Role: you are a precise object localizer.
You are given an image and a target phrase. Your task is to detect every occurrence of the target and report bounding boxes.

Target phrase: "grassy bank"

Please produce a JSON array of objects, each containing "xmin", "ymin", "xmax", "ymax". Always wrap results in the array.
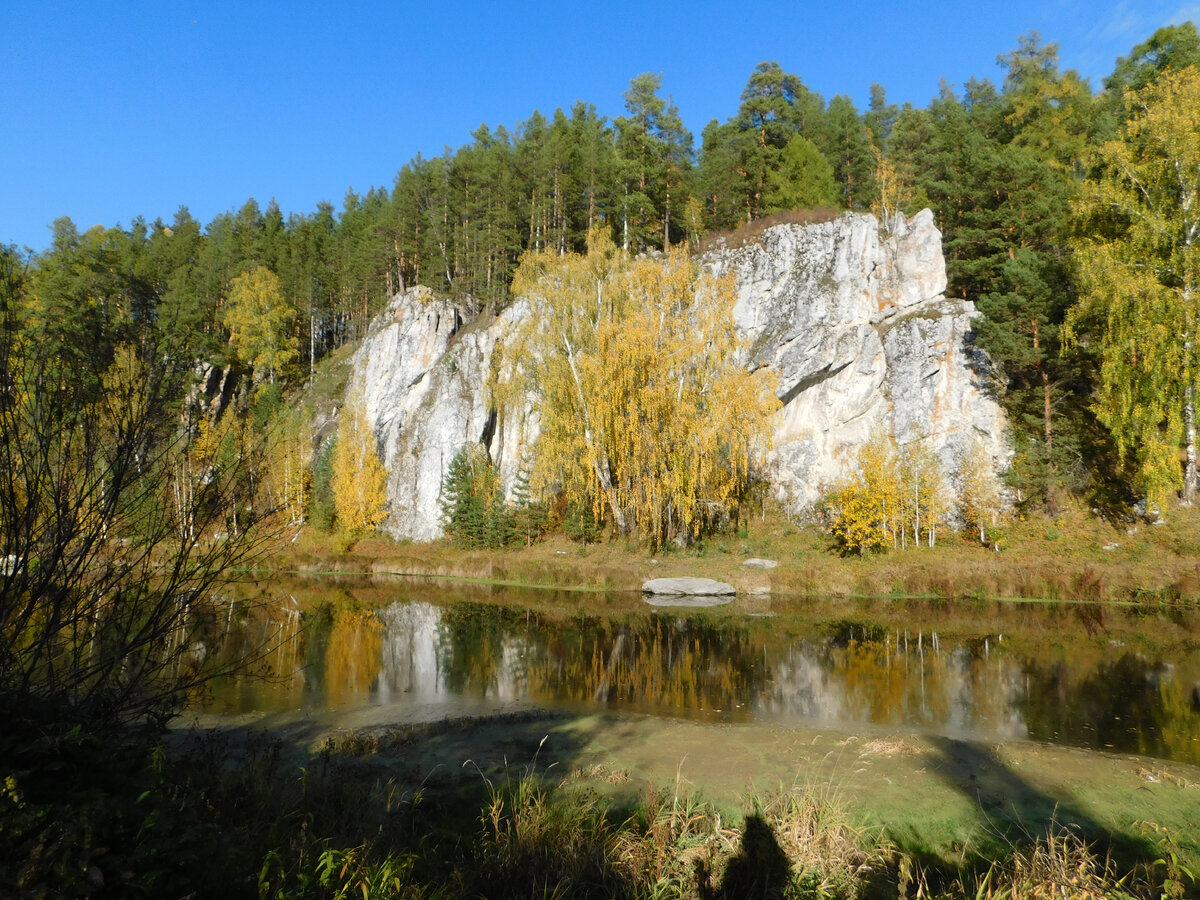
[
  {"xmin": 7, "ymin": 707, "xmax": 1198, "ymax": 898},
  {"xmin": 269, "ymin": 500, "xmax": 1200, "ymax": 608}
]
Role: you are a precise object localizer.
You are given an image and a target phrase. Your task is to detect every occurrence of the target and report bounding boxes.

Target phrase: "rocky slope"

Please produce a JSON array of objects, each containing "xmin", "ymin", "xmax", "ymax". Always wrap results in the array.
[{"xmin": 346, "ymin": 212, "xmax": 1006, "ymax": 540}]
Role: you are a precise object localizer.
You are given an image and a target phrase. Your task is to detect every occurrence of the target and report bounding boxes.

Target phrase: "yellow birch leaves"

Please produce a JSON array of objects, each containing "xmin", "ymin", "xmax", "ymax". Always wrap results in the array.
[
  {"xmin": 331, "ymin": 392, "xmax": 388, "ymax": 534},
  {"xmin": 826, "ymin": 430, "xmax": 954, "ymax": 554},
  {"xmin": 1068, "ymin": 66, "xmax": 1200, "ymax": 508},
  {"xmin": 502, "ymin": 227, "xmax": 778, "ymax": 548},
  {"xmin": 264, "ymin": 407, "xmax": 310, "ymax": 529},
  {"xmin": 959, "ymin": 436, "xmax": 1005, "ymax": 544},
  {"xmin": 223, "ymin": 266, "xmax": 298, "ymax": 383}
]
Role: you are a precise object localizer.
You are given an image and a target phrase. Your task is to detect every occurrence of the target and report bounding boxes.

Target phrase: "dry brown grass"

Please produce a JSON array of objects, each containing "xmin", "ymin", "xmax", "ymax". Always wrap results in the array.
[
  {"xmin": 268, "ymin": 495, "xmax": 1200, "ymax": 609},
  {"xmin": 939, "ymin": 828, "xmax": 1130, "ymax": 900},
  {"xmin": 699, "ymin": 207, "xmax": 842, "ymax": 252}
]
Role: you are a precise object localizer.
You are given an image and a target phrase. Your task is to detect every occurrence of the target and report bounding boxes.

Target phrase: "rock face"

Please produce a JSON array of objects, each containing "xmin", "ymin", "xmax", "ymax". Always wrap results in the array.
[
  {"xmin": 348, "ymin": 211, "xmax": 1006, "ymax": 540},
  {"xmin": 348, "ymin": 287, "xmax": 535, "ymax": 541},
  {"xmin": 707, "ymin": 209, "xmax": 1006, "ymax": 512}
]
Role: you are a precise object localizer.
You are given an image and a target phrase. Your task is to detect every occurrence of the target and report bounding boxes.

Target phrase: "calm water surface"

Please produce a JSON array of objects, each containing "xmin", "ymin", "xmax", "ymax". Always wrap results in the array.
[{"xmin": 204, "ymin": 577, "xmax": 1200, "ymax": 765}]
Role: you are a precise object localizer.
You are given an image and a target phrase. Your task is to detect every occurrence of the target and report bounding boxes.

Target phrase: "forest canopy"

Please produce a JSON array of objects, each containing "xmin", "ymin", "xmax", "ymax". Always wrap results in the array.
[{"xmin": 6, "ymin": 22, "xmax": 1200, "ymax": 519}]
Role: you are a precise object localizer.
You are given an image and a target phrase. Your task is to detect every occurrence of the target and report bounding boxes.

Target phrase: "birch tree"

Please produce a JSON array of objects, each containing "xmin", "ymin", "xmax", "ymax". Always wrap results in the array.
[
  {"xmin": 959, "ymin": 435, "xmax": 1005, "ymax": 544},
  {"xmin": 502, "ymin": 227, "xmax": 778, "ymax": 549},
  {"xmin": 263, "ymin": 406, "xmax": 310, "ymax": 528},
  {"xmin": 826, "ymin": 429, "xmax": 901, "ymax": 555},
  {"xmin": 331, "ymin": 392, "xmax": 388, "ymax": 533},
  {"xmin": 898, "ymin": 436, "xmax": 949, "ymax": 549},
  {"xmin": 1068, "ymin": 66, "xmax": 1200, "ymax": 508},
  {"xmin": 0, "ymin": 248, "xmax": 270, "ymax": 732},
  {"xmin": 223, "ymin": 265, "xmax": 298, "ymax": 384}
]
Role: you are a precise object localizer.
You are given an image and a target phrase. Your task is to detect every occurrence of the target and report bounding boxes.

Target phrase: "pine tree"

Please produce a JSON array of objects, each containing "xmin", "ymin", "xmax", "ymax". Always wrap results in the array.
[
  {"xmin": 440, "ymin": 445, "xmax": 487, "ymax": 548},
  {"xmin": 825, "ymin": 94, "xmax": 876, "ymax": 210},
  {"xmin": 567, "ymin": 101, "xmax": 619, "ymax": 245},
  {"xmin": 509, "ymin": 459, "xmax": 547, "ymax": 547},
  {"xmin": 696, "ymin": 62, "xmax": 830, "ymax": 227},
  {"xmin": 698, "ymin": 119, "xmax": 752, "ymax": 230},
  {"xmin": 440, "ymin": 443, "xmax": 515, "ymax": 548},
  {"xmin": 765, "ymin": 135, "xmax": 840, "ymax": 212},
  {"xmin": 864, "ymin": 83, "xmax": 898, "ymax": 146},
  {"xmin": 615, "ymin": 74, "xmax": 693, "ymax": 252},
  {"xmin": 309, "ymin": 437, "xmax": 337, "ymax": 531}
]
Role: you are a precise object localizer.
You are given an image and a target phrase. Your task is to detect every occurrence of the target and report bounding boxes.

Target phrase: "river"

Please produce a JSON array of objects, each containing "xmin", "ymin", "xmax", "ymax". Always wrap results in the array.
[{"xmin": 200, "ymin": 575, "xmax": 1200, "ymax": 765}]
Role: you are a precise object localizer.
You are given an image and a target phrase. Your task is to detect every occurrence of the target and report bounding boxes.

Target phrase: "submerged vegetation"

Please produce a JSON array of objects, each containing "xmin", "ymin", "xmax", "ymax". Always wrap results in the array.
[{"xmin": 5, "ymin": 715, "xmax": 1197, "ymax": 898}]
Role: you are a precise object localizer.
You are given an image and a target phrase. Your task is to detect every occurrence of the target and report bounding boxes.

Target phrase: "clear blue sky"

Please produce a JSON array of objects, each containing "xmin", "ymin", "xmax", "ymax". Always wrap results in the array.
[{"xmin": 2, "ymin": 0, "xmax": 1196, "ymax": 253}]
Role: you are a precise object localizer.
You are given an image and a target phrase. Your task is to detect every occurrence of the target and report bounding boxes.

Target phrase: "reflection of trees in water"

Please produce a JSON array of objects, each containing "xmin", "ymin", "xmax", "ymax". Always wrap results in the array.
[
  {"xmin": 210, "ymin": 596, "xmax": 1200, "ymax": 763},
  {"xmin": 764, "ymin": 634, "xmax": 1028, "ymax": 739},
  {"xmin": 525, "ymin": 617, "xmax": 766, "ymax": 717},
  {"xmin": 202, "ymin": 595, "xmax": 305, "ymax": 713},
  {"xmin": 1019, "ymin": 652, "xmax": 1200, "ymax": 759},
  {"xmin": 438, "ymin": 603, "xmax": 538, "ymax": 700},
  {"xmin": 322, "ymin": 608, "xmax": 382, "ymax": 706},
  {"xmin": 364, "ymin": 608, "xmax": 1031, "ymax": 734},
  {"xmin": 373, "ymin": 608, "xmax": 769, "ymax": 717}
]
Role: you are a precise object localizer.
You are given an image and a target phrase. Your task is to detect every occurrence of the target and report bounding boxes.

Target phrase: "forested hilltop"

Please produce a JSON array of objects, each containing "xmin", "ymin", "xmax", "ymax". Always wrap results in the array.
[{"xmin": 6, "ymin": 24, "xmax": 1200, "ymax": 524}]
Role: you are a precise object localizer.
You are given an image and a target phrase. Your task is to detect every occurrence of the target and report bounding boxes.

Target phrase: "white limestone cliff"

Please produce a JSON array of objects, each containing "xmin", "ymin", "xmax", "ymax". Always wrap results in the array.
[
  {"xmin": 347, "ymin": 211, "xmax": 1007, "ymax": 540},
  {"xmin": 347, "ymin": 286, "xmax": 536, "ymax": 541},
  {"xmin": 707, "ymin": 209, "xmax": 1007, "ymax": 511}
]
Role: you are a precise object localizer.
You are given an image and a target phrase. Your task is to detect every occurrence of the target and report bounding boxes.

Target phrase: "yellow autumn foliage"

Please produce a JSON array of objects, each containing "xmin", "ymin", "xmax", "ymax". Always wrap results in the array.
[
  {"xmin": 263, "ymin": 405, "xmax": 310, "ymax": 529},
  {"xmin": 331, "ymin": 392, "xmax": 388, "ymax": 534},
  {"xmin": 222, "ymin": 266, "xmax": 298, "ymax": 384},
  {"xmin": 897, "ymin": 436, "xmax": 950, "ymax": 549},
  {"xmin": 1068, "ymin": 66, "xmax": 1200, "ymax": 508},
  {"xmin": 500, "ymin": 227, "xmax": 778, "ymax": 548},
  {"xmin": 959, "ymin": 435, "xmax": 1005, "ymax": 544},
  {"xmin": 323, "ymin": 607, "xmax": 382, "ymax": 707},
  {"xmin": 827, "ymin": 429, "xmax": 950, "ymax": 554},
  {"xmin": 827, "ymin": 430, "xmax": 900, "ymax": 555},
  {"xmin": 172, "ymin": 406, "xmax": 253, "ymax": 541}
]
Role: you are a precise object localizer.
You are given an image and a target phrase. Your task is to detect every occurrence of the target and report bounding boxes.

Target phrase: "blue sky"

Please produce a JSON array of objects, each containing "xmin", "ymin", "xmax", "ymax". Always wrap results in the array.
[{"xmin": 2, "ymin": 0, "xmax": 1197, "ymax": 253}]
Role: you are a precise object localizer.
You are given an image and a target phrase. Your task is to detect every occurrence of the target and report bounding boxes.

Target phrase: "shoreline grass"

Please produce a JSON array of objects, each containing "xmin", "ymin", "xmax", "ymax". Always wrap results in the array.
[{"xmin": 258, "ymin": 506, "xmax": 1200, "ymax": 610}]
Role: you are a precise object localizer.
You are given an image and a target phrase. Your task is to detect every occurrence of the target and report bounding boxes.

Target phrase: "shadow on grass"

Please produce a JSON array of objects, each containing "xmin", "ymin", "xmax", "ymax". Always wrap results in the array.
[
  {"xmin": 894, "ymin": 735, "xmax": 1161, "ymax": 889},
  {"xmin": 704, "ymin": 813, "xmax": 790, "ymax": 899},
  {"xmin": 186, "ymin": 707, "xmax": 600, "ymax": 814}
]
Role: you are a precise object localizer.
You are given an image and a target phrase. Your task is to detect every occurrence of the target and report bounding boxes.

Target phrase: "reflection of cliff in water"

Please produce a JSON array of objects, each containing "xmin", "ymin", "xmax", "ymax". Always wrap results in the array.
[
  {"xmin": 366, "ymin": 606, "xmax": 1030, "ymax": 739},
  {"xmin": 376, "ymin": 602, "xmax": 444, "ymax": 700},
  {"xmin": 204, "ymin": 596, "xmax": 1200, "ymax": 764},
  {"xmin": 764, "ymin": 638, "xmax": 1027, "ymax": 740}
]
